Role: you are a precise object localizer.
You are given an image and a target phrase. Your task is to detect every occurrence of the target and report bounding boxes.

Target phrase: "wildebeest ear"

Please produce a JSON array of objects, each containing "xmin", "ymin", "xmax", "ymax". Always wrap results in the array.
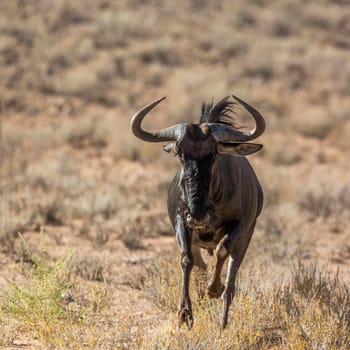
[
  {"xmin": 162, "ymin": 143, "xmax": 177, "ymax": 154},
  {"xmin": 218, "ymin": 142, "xmax": 263, "ymax": 156}
]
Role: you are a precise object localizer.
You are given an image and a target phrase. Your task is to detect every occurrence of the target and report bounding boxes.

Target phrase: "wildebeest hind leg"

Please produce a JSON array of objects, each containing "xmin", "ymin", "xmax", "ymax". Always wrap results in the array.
[
  {"xmin": 207, "ymin": 234, "xmax": 232, "ymax": 298},
  {"xmin": 221, "ymin": 225, "xmax": 255, "ymax": 329},
  {"xmin": 207, "ymin": 221, "xmax": 241, "ymax": 299},
  {"xmin": 192, "ymin": 244, "xmax": 206, "ymax": 269},
  {"xmin": 207, "ymin": 254, "xmax": 226, "ymax": 298}
]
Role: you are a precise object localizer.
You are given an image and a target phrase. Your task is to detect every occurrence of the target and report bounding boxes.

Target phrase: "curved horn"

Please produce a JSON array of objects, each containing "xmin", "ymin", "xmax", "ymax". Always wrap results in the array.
[
  {"xmin": 130, "ymin": 97, "xmax": 186, "ymax": 142},
  {"xmin": 210, "ymin": 95, "xmax": 266, "ymax": 142}
]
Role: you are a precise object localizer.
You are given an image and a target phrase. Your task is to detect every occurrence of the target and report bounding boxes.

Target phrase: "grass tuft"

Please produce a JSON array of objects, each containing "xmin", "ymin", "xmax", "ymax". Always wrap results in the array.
[
  {"xmin": 0, "ymin": 231, "xmax": 117, "ymax": 348},
  {"xmin": 141, "ymin": 256, "xmax": 350, "ymax": 349},
  {"xmin": 0, "ymin": 231, "xmax": 74, "ymax": 343}
]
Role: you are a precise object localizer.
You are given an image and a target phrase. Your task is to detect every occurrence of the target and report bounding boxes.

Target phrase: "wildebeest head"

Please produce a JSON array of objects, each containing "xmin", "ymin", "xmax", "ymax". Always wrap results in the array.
[{"xmin": 130, "ymin": 95, "xmax": 265, "ymax": 224}]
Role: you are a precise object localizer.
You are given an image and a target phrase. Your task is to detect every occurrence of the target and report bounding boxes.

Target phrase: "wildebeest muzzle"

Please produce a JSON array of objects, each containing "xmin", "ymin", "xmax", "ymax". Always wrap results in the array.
[{"xmin": 186, "ymin": 212, "xmax": 211, "ymax": 228}]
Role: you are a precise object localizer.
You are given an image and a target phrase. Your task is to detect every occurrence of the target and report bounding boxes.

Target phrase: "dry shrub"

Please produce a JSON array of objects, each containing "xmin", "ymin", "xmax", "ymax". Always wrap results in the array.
[
  {"xmin": 70, "ymin": 184, "xmax": 120, "ymax": 221},
  {"xmin": 51, "ymin": 64, "xmax": 99, "ymax": 99},
  {"xmin": 263, "ymin": 133, "xmax": 303, "ymax": 165},
  {"xmin": 69, "ymin": 252, "xmax": 109, "ymax": 282},
  {"xmin": 306, "ymin": 50, "xmax": 350, "ymax": 96},
  {"xmin": 270, "ymin": 14, "xmax": 299, "ymax": 37},
  {"xmin": 94, "ymin": 10, "xmax": 154, "ymax": 48},
  {"xmin": 41, "ymin": 49, "xmax": 118, "ymax": 105},
  {"xmin": 257, "ymin": 163, "xmax": 299, "ymax": 207},
  {"xmin": 0, "ymin": 186, "xmax": 26, "ymax": 254},
  {"xmin": 31, "ymin": 193, "xmax": 66, "ymax": 226},
  {"xmin": 118, "ymin": 210, "xmax": 147, "ymax": 250},
  {"xmin": 234, "ymin": 8, "xmax": 258, "ymax": 29},
  {"xmin": 0, "ymin": 181, "xmax": 60, "ymax": 239},
  {"xmin": 166, "ymin": 68, "xmax": 228, "ymax": 124},
  {"xmin": 73, "ymin": 37, "xmax": 95, "ymax": 63},
  {"xmin": 291, "ymin": 106, "xmax": 334, "ymax": 139},
  {"xmin": 256, "ymin": 202, "xmax": 311, "ymax": 264},
  {"xmin": 93, "ymin": 223, "xmax": 111, "ymax": 248},
  {"xmin": 300, "ymin": 182, "xmax": 350, "ymax": 222},
  {"xmin": 0, "ymin": 145, "xmax": 122, "ymax": 240},
  {"xmin": 262, "ymin": 1, "xmax": 302, "ymax": 39},
  {"xmin": 283, "ymin": 62, "xmax": 309, "ymax": 91},
  {"xmin": 0, "ymin": 36, "xmax": 18, "ymax": 65},
  {"xmin": 195, "ymin": 29, "xmax": 248, "ymax": 63},
  {"xmin": 302, "ymin": 6, "xmax": 332, "ymax": 30},
  {"xmin": 0, "ymin": 16, "xmax": 35, "ymax": 49},
  {"xmin": 327, "ymin": 120, "xmax": 350, "ymax": 152},
  {"xmin": 139, "ymin": 258, "xmax": 179, "ymax": 308},
  {"xmin": 117, "ymin": 184, "xmax": 171, "ymax": 251},
  {"xmin": 63, "ymin": 114, "xmax": 108, "ymax": 149},
  {"xmin": 44, "ymin": 36, "xmax": 95, "ymax": 77},
  {"xmin": 48, "ymin": 0, "xmax": 89, "ymax": 32},
  {"xmin": 242, "ymin": 55, "xmax": 275, "ymax": 82},
  {"xmin": 132, "ymin": 37, "xmax": 181, "ymax": 66},
  {"xmin": 142, "ymin": 257, "xmax": 350, "ymax": 349},
  {"xmin": 144, "ymin": 62, "xmax": 167, "ymax": 87},
  {"xmin": 120, "ymin": 228, "xmax": 145, "ymax": 251},
  {"xmin": 107, "ymin": 117, "xmax": 143, "ymax": 161},
  {"xmin": 0, "ymin": 226, "xmax": 22, "ymax": 256},
  {"xmin": 269, "ymin": 146, "xmax": 302, "ymax": 166}
]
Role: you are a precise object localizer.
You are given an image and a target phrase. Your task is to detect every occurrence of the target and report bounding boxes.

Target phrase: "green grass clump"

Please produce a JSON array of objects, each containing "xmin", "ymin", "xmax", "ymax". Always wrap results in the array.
[
  {"xmin": 0, "ymin": 232, "xmax": 75, "ymax": 344},
  {"xmin": 0, "ymin": 232, "xmax": 119, "ymax": 349},
  {"xmin": 0, "ymin": 231, "xmax": 148, "ymax": 349}
]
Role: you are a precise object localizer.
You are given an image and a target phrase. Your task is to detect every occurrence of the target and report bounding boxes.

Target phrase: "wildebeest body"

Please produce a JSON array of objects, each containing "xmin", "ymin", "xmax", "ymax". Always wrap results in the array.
[
  {"xmin": 130, "ymin": 94, "xmax": 266, "ymax": 329},
  {"xmin": 168, "ymin": 155, "xmax": 263, "ymax": 250}
]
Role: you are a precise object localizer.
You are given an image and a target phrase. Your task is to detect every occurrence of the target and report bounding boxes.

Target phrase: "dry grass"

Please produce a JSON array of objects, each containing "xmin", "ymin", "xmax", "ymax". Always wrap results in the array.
[
  {"xmin": 141, "ymin": 256, "xmax": 350, "ymax": 349},
  {"xmin": 2, "ymin": 236, "xmax": 348, "ymax": 349},
  {"xmin": 0, "ymin": 233, "xmax": 119, "ymax": 349}
]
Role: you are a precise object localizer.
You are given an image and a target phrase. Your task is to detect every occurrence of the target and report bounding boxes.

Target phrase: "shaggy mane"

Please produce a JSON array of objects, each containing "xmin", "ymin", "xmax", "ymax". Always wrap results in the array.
[{"xmin": 200, "ymin": 96, "xmax": 237, "ymax": 127}]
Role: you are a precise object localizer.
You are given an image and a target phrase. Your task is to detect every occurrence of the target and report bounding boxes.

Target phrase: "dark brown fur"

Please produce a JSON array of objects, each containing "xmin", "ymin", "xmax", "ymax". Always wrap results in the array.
[{"xmin": 168, "ymin": 109, "xmax": 263, "ymax": 329}]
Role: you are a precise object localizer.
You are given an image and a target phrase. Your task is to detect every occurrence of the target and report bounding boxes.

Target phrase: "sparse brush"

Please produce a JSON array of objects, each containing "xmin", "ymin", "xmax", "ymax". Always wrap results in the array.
[
  {"xmin": 0, "ymin": 224, "xmax": 23, "ymax": 255},
  {"xmin": 0, "ymin": 231, "xmax": 74, "ymax": 341},
  {"xmin": 68, "ymin": 252, "xmax": 109, "ymax": 282},
  {"xmin": 300, "ymin": 183, "xmax": 350, "ymax": 221},
  {"xmin": 0, "ymin": 231, "xmax": 117, "ymax": 348},
  {"xmin": 291, "ymin": 107, "xmax": 334, "ymax": 139},
  {"xmin": 121, "ymin": 229, "xmax": 145, "ymax": 250},
  {"xmin": 142, "ymin": 256, "xmax": 350, "ymax": 349},
  {"xmin": 119, "ymin": 212, "xmax": 146, "ymax": 250},
  {"xmin": 65, "ymin": 114, "xmax": 108, "ymax": 149},
  {"xmin": 143, "ymin": 256, "xmax": 181, "ymax": 312},
  {"xmin": 94, "ymin": 222, "xmax": 110, "ymax": 247}
]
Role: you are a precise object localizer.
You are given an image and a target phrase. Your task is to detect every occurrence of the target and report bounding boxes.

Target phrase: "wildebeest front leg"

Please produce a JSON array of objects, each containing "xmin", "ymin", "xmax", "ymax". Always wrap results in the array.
[
  {"xmin": 192, "ymin": 244, "xmax": 206, "ymax": 269},
  {"xmin": 175, "ymin": 215, "xmax": 194, "ymax": 330}
]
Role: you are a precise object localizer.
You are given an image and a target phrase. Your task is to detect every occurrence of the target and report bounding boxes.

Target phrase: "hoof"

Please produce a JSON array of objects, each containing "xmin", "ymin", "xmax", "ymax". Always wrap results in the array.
[
  {"xmin": 178, "ymin": 308, "xmax": 193, "ymax": 330},
  {"xmin": 207, "ymin": 283, "xmax": 225, "ymax": 299},
  {"xmin": 221, "ymin": 318, "xmax": 228, "ymax": 329}
]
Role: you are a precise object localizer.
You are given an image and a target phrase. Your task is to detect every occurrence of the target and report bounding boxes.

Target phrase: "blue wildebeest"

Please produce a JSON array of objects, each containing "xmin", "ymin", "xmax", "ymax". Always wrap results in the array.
[{"xmin": 130, "ymin": 95, "xmax": 265, "ymax": 329}]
